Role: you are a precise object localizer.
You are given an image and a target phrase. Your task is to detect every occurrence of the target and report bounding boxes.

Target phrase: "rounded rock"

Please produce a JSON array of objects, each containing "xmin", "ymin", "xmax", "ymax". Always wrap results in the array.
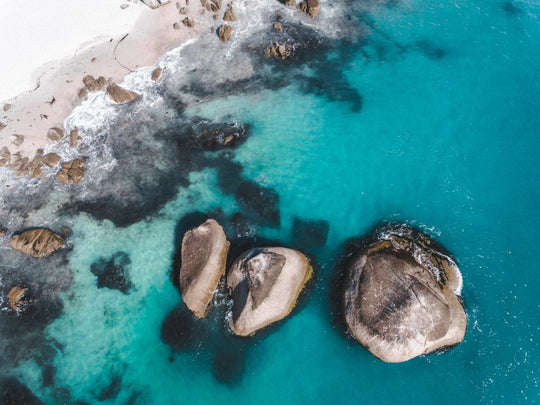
[
  {"xmin": 227, "ymin": 247, "xmax": 312, "ymax": 336},
  {"xmin": 343, "ymin": 225, "xmax": 467, "ymax": 362}
]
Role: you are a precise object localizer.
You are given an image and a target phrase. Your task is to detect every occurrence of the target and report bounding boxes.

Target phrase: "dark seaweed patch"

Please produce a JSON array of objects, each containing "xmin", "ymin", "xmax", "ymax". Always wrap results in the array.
[
  {"xmin": 96, "ymin": 375, "xmax": 122, "ymax": 402},
  {"xmin": 1, "ymin": 377, "xmax": 43, "ymax": 405},
  {"xmin": 501, "ymin": 1, "xmax": 522, "ymax": 15},
  {"xmin": 235, "ymin": 181, "xmax": 281, "ymax": 228},
  {"xmin": 414, "ymin": 40, "xmax": 447, "ymax": 60},
  {"xmin": 90, "ymin": 252, "xmax": 133, "ymax": 294}
]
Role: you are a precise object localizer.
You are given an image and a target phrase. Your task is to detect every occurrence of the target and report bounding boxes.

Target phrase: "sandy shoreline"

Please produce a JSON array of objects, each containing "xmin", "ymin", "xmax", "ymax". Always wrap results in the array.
[{"xmin": 0, "ymin": 0, "xmax": 213, "ymax": 161}]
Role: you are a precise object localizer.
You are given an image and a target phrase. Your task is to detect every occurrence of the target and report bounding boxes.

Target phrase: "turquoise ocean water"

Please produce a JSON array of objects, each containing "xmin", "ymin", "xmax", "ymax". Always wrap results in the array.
[{"xmin": 4, "ymin": 0, "xmax": 539, "ymax": 403}]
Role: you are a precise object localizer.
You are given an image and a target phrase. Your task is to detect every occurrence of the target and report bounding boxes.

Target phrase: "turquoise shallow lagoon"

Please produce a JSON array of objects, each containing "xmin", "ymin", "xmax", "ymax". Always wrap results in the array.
[{"xmin": 3, "ymin": 0, "xmax": 539, "ymax": 403}]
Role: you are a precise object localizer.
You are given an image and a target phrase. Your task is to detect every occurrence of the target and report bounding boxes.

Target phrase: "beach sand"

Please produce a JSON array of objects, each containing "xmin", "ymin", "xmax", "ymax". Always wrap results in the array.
[{"xmin": 0, "ymin": 0, "xmax": 213, "ymax": 160}]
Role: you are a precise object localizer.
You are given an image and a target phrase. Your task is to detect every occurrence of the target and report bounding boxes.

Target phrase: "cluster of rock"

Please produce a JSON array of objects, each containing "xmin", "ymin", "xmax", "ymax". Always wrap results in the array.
[
  {"xmin": 179, "ymin": 219, "xmax": 313, "ymax": 335},
  {"xmin": 264, "ymin": 42, "xmax": 293, "ymax": 60},
  {"xmin": 57, "ymin": 158, "xmax": 85, "ymax": 184},
  {"xmin": 342, "ymin": 225, "xmax": 467, "ymax": 362}
]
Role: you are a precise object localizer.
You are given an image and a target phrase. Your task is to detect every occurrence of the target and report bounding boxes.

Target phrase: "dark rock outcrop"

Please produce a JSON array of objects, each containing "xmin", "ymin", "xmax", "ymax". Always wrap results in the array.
[
  {"xmin": 106, "ymin": 83, "xmax": 141, "ymax": 104},
  {"xmin": 1, "ymin": 377, "xmax": 44, "ymax": 405},
  {"xmin": 218, "ymin": 24, "xmax": 232, "ymax": 42},
  {"xmin": 227, "ymin": 247, "xmax": 312, "ymax": 336},
  {"xmin": 179, "ymin": 219, "xmax": 230, "ymax": 318},
  {"xmin": 342, "ymin": 224, "xmax": 467, "ymax": 362},
  {"xmin": 9, "ymin": 228, "xmax": 64, "ymax": 258},
  {"xmin": 187, "ymin": 120, "xmax": 249, "ymax": 150},
  {"xmin": 234, "ymin": 181, "xmax": 280, "ymax": 227}
]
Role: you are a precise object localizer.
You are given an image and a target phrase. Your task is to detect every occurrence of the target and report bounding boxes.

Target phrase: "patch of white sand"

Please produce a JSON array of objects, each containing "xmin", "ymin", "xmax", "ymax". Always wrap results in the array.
[{"xmin": 0, "ymin": 0, "xmax": 145, "ymax": 101}]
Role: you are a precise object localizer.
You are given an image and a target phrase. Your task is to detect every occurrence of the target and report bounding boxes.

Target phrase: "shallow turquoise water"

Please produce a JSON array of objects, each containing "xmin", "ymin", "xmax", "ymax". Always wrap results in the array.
[{"xmin": 13, "ymin": 0, "xmax": 539, "ymax": 403}]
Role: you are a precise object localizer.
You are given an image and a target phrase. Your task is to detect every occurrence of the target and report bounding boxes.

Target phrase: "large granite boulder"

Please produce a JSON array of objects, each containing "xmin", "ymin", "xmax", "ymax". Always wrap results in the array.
[
  {"xmin": 179, "ymin": 219, "xmax": 230, "ymax": 318},
  {"xmin": 227, "ymin": 247, "xmax": 312, "ymax": 336},
  {"xmin": 343, "ymin": 224, "xmax": 467, "ymax": 362},
  {"xmin": 9, "ymin": 228, "xmax": 64, "ymax": 258}
]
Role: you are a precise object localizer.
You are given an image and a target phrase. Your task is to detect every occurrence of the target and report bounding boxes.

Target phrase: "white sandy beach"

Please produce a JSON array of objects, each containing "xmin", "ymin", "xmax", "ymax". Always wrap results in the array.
[{"xmin": 0, "ymin": 0, "xmax": 212, "ymax": 159}]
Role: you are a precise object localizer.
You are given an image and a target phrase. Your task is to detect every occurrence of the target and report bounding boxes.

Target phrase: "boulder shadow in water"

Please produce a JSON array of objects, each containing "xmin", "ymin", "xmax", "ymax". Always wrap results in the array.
[
  {"xmin": 160, "ymin": 304, "xmax": 209, "ymax": 352},
  {"xmin": 291, "ymin": 216, "xmax": 329, "ymax": 251},
  {"xmin": 212, "ymin": 337, "xmax": 249, "ymax": 385},
  {"xmin": 328, "ymin": 234, "xmax": 369, "ymax": 342}
]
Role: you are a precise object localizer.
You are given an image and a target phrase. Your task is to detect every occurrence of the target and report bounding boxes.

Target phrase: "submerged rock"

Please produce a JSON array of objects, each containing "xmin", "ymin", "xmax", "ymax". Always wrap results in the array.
[
  {"xmin": 9, "ymin": 228, "xmax": 64, "ymax": 258},
  {"xmin": 179, "ymin": 219, "xmax": 230, "ymax": 318},
  {"xmin": 342, "ymin": 224, "xmax": 467, "ymax": 362},
  {"xmin": 106, "ymin": 83, "xmax": 141, "ymax": 104},
  {"xmin": 227, "ymin": 247, "xmax": 312, "ymax": 336},
  {"xmin": 235, "ymin": 180, "xmax": 280, "ymax": 227},
  {"xmin": 291, "ymin": 217, "xmax": 329, "ymax": 249},
  {"xmin": 187, "ymin": 119, "xmax": 249, "ymax": 150}
]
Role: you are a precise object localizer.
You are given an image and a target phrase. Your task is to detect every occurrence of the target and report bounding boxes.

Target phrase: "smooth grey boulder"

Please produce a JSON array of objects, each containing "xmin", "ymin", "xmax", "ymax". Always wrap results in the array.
[
  {"xmin": 179, "ymin": 219, "xmax": 230, "ymax": 318},
  {"xmin": 343, "ymin": 225, "xmax": 467, "ymax": 362},
  {"xmin": 227, "ymin": 247, "xmax": 312, "ymax": 336}
]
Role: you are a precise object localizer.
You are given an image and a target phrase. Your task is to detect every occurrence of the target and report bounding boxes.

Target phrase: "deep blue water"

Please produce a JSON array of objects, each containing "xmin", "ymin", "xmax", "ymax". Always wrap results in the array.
[{"xmin": 3, "ymin": 0, "xmax": 539, "ymax": 403}]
